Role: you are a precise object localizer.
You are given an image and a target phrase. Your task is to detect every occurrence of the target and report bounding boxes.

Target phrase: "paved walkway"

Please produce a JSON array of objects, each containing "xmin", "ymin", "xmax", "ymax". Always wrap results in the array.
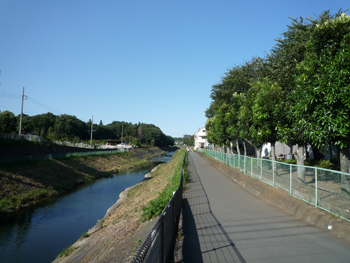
[{"xmin": 181, "ymin": 152, "xmax": 350, "ymax": 263}]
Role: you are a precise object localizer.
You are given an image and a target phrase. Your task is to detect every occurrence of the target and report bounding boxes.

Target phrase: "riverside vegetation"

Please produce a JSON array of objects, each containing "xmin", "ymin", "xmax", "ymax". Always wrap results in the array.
[
  {"xmin": 0, "ymin": 148, "xmax": 166, "ymax": 214},
  {"xmin": 53, "ymin": 149, "xmax": 188, "ymax": 262}
]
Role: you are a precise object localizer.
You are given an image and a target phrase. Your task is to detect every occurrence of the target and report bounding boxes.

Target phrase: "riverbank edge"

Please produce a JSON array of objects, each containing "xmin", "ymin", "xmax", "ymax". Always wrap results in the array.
[
  {"xmin": 52, "ymin": 150, "xmax": 185, "ymax": 263},
  {"xmin": 87, "ymin": 164, "xmax": 162, "ymax": 235},
  {"xmin": 51, "ymin": 166, "xmax": 166, "ymax": 263},
  {"xmin": 0, "ymin": 148, "xmax": 167, "ymax": 217}
]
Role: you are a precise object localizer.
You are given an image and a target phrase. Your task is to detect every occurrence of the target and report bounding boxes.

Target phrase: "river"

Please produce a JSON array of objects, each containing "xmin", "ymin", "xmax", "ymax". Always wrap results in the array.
[{"xmin": 0, "ymin": 152, "xmax": 175, "ymax": 263}]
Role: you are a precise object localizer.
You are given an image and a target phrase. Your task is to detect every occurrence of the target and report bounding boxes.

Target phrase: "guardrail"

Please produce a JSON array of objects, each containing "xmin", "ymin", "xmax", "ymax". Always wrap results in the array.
[
  {"xmin": 131, "ymin": 152, "xmax": 186, "ymax": 263},
  {"xmin": 199, "ymin": 149, "xmax": 350, "ymax": 222}
]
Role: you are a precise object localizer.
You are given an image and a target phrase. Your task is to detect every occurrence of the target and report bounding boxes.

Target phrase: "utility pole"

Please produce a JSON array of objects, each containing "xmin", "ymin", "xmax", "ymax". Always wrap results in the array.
[
  {"xmin": 19, "ymin": 87, "xmax": 26, "ymax": 135},
  {"xmin": 90, "ymin": 115, "xmax": 94, "ymax": 145},
  {"xmin": 121, "ymin": 125, "xmax": 124, "ymax": 144}
]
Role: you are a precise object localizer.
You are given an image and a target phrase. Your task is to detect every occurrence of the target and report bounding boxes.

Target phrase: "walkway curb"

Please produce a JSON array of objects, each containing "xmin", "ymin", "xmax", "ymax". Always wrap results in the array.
[{"xmin": 199, "ymin": 152, "xmax": 350, "ymax": 244}]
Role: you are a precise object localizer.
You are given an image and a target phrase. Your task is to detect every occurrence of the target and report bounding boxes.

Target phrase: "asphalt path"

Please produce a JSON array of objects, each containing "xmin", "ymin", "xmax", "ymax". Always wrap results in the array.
[{"xmin": 182, "ymin": 151, "xmax": 350, "ymax": 263}]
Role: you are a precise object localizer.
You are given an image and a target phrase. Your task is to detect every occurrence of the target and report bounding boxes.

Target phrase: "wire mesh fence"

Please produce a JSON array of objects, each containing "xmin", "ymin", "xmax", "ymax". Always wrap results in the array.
[
  {"xmin": 131, "ymin": 153, "xmax": 186, "ymax": 263},
  {"xmin": 0, "ymin": 133, "xmax": 48, "ymax": 142},
  {"xmin": 199, "ymin": 149, "xmax": 350, "ymax": 222}
]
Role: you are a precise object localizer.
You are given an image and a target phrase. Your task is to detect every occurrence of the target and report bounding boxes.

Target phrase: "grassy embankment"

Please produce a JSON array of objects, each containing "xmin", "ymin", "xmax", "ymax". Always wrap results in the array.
[
  {"xmin": 102, "ymin": 148, "xmax": 188, "ymax": 227},
  {"xmin": 0, "ymin": 150, "xmax": 160, "ymax": 214},
  {"xmin": 55, "ymin": 149, "xmax": 188, "ymax": 261}
]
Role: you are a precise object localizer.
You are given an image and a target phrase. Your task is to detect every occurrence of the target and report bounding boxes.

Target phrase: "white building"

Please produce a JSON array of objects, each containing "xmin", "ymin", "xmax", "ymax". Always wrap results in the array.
[{"xmin": 194, "ymin": 127, "xmax": 209, "ymax": 150}]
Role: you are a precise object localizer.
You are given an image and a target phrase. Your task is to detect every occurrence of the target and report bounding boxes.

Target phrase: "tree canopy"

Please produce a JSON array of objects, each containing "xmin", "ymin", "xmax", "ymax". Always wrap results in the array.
[
  {"xmin": 0, "ymin": 112, "xmax": 174, "ymax": 147},
  {"xmin": 205, "ymin": 10, "xmax": 350, "ymax": 172}
]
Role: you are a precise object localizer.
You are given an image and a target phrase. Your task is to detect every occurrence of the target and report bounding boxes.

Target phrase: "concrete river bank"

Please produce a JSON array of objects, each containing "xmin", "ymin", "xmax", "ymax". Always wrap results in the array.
[{"xmin": 0, "ymin": 153, "xmax": 174, "ymax": 263}]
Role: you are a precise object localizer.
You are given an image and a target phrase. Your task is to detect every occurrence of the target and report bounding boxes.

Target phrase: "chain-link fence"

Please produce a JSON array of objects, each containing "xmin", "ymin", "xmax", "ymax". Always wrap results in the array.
[
  {"xmin": 131, "ymin": 153, "xmax": 186, "ymax": 263},
  {"xmin": 199, "ymin": 149, "xmax": 350, "ymax": 222},
  {"xmin": 0, "ymin": 133, "xmax": 48, "ymax": 143}
]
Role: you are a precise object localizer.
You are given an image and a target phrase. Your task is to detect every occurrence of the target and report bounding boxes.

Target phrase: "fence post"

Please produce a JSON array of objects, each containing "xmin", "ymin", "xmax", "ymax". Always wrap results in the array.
[
  {"xmin": 290, "ymin": 165, "xmax": 292, "ymax": 195},
  {"xmin": 315, "ymin": 168, "xmax": 318, "ymax": 207},
  {"xmin": 243, "ymin": 156, "xmax": 245, "ymax": 174},
  {"xmin": 260, "ymin": 158, "xmax": 263, "ymax": 181},
  {"xmin": 160, "ymin": 215, "xmax": 165, "ymax": 263},
  {"xmin": 251, "ymin": 157, "xmax": 253, "ymax": 177},
  {"xmin": 273, "ymin": 160, "xmax": 275, "ymax": 187}
]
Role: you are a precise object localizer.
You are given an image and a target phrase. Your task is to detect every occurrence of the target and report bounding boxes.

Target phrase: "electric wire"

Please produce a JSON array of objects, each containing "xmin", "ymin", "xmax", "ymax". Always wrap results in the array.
[
  {"xmin": 27, "ymin": 97, "xmax": 64, "ymax": 115},
  {"xmin": 0, "ymin": 90, "xmax": 64, "ymax": 115},
  {"xmin": 0, "ymin": 91, "xmax": 21, "ymax": 99}
]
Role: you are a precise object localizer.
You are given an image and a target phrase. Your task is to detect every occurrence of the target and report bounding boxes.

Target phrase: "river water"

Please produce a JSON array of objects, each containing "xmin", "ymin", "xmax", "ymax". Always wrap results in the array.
[{"xmin": 0, "ymin": 152, "xmax": 174, "ymax": 263}]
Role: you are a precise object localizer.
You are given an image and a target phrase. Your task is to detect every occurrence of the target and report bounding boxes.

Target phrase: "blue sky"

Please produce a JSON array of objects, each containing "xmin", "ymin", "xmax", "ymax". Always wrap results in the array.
[{"xmin": 0, "ymin": 0, "xmax": 348, "ymax": 137}]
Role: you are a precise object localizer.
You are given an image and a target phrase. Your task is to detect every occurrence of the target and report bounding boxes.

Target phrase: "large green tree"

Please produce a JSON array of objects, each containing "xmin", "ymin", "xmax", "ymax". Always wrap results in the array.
[
  {"xmin": 249, "ymin": 78, "xmax": 286, "ymax": 161},
  {"xmin": 294, "ymin": 12, "xmax": 350, "ymax": 173},
  {"xmin": 205, "ymin": 57, "xmax": 264, "ymax": 119},
  {"xmin": 54, "ymin": 114, "xmax": 88, "ymax": 141},
  {"xmin": 0, "ymin": 111, "xmax": 17, "ymax": 133}
]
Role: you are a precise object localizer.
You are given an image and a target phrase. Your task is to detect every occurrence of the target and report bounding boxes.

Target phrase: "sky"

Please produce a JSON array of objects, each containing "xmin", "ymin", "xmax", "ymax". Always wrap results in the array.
[{"xmin": 0, "ymin": 0, "xmax": 348, "ymax": 138}]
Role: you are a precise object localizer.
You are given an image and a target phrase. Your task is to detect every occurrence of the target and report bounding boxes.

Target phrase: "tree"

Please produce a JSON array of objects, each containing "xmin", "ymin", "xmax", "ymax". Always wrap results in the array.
[
  {"xmin": 227, "ymin": 93, "xmax": 245, "ymax": 154},
  {"xmin": 205, "ymin": 58, "xmax": 266, "ymax": 152},
  {"xmin": 16, "ymin": 114, "xmax": 33, "ymax": 134},
  {"xmin": 239, "ymin": 89, "xmax": 264, "ymax": 158},
  {"xmin": 205, "ymin": 58, "xmax": 265, "ymax": 118},
  {"xmin": 294, "ymin": 12, "xmax": 350, "ymax": 173},
  {"xmin": 265, "ymin": 10, "xmax": 346, "ymax": 172},
  {"xmin": 183, "ymin": 136, "xmax": 194, "ymax": 146},
  {"xmin": 54, "ymin": 114, "xmax": 88, "ymax": 141},
  {"xmin": 31, "ymin": 112, "xmax": 57, "ymax": 138},
  {"xmin": 249, "ymin": 78, "xmax": 286, "ymax": 161},
  {"xmin": 0, "ymin": 111, "xmax": 17, "ymax": 133}
]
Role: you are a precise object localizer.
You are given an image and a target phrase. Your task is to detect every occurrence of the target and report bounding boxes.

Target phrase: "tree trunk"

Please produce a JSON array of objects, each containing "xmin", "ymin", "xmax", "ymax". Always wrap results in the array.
[
  {"xmin": 243, "ymin": 139, "xmax": 247, "ymax": 156},
  {"xmin": 305, "ymin": 143, "xmax": 309, "ymax": 160},
  {"xmin": 295, "ymin": 144, "xmax": 306, "ymax": 181},
  {"xmin": 340, "ymin": 146, "xmax": 350, "ymax": 196},
  {"xmin": 329, "ymin": 143, "xmax": 332, "ymax": 160},
  {"xmin": 236, "ymin": 140, "xmax": 241, "ymax": 155},
  {"xmin": 256, "ymin": 146, "xmax": 262, "ymax": 159},
  {"xmin": 340, "ymin": 146, "xmax": 349, "ymax": 173},
  {"xmin": 270, "ymin": 142, "xmax": 276, "ymax": 161}
]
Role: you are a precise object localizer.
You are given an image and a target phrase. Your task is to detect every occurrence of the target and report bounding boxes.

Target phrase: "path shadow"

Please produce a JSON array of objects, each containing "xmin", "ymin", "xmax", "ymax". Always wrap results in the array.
[{"xmin": 182, "ymin": 198, "xmax": 204, "ymax": 263}]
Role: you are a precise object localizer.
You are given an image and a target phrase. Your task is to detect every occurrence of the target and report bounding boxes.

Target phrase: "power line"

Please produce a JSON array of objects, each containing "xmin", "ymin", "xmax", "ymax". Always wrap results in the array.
[
  {"xmin": 27, "ymin": 96, "xmax": 64, "ymax": 115},
  {"xmin": 0, "ymin": 90, "xmax": 22, "ymax": 99},
  {"xmin": 0, "ymin": 90, "xmax": 64, "ymax": 115}
]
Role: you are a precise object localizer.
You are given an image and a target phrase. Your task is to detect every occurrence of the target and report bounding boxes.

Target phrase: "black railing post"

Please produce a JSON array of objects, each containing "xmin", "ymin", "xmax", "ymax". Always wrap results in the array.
[{"xmin": 160, "ymin": 215, "xmax": 165, "ymax": 263}]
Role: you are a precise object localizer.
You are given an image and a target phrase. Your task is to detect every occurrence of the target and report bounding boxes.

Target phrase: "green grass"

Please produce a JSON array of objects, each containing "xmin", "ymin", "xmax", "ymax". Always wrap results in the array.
[
  {"xmin": 0, "ymin": 189, "xmax": 52, "ymax": 212},
  {"xmin": 80, "ymin": 232, "xmax": 90, "ymax": 239},
  {"xmin": 141, "ymin": 151, "xmax": 189, "ymax": 221},
  {"xmin": 57, "ymin": 245, "xmax": 76, "ymax": 258}
]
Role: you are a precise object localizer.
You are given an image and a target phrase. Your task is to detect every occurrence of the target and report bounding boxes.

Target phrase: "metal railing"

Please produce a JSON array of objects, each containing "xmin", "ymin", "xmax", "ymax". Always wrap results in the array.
[
  {"xmin": 0, "ymin": 133, "xmax": 48, "ymax": 142},
  {"xmin": 199, "ymin": 149, "xmax": 350, "ymax": 222},
  {"xmin": 131, "ymin": 153, "xmax": 186, "ymax": 263}
]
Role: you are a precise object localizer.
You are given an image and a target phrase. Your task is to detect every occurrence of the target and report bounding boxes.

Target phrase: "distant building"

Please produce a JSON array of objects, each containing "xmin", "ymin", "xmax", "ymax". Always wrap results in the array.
[
  {"xmin": 194, "ymin": 127, "xmax": 208, "ymax": 150},
  {"xmin": 183, "ymin": 134, "xmax": 191, "ymax": 138}
]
